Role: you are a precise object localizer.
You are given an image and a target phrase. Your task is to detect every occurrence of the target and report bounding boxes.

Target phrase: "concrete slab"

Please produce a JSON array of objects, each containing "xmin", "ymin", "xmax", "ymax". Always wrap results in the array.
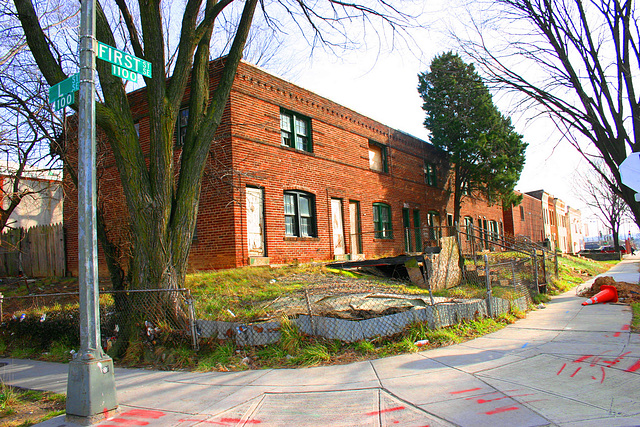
[
  {"xmin": 0, "ymin": 358, "xmax": 68, "ymax": 394},
  {"xmin": 479, "ymin": 376, "xmax": 619, "ymax": 424},
  {"xmin": 421, "ymin": 344, "xmax": 521, "ymax": 373},
  {"xmin": 246, "ymin": 361, "xmax": 379, "ymax": 388},
  {"xmin": 477, "ymin": 353, "xmax": 640, "ymax": 417},
  {"xmin": 380, "ymin": 366, "xmax": 495, "ymax": 406},
  {"xmin": 420, "ymin": 389, "xmax": 550, "ymax": 427},
  {"xmin": 195, "ymin": 389, "xmax": 453, "ymax": 427},
  {"xmin": 369, "ymin": 353, "xmax": 450, "ymax": 379}
]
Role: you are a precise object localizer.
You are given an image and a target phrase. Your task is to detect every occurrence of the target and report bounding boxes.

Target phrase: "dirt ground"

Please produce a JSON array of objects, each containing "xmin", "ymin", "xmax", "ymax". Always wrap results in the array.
[
  {"xmin": 579, "ymin": 276, "xmax": 640, "ymax": 304},
  {"xmin": 0, "ymin": 387, "xmax": 65, "ymax": 427}
]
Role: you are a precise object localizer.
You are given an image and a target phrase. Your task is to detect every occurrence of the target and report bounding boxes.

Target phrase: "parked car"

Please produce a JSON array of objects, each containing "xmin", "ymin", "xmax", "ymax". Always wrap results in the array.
[{"xmin": 600, "ymin": 245, "xmax": 627, "ymax": 254}]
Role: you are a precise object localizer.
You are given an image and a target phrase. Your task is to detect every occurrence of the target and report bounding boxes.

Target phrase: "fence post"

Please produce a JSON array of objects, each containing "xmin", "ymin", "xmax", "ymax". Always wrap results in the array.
[
  {"xmin": 484, "ymin": 254, "xmax": 492, "ymax": 317},
  {"xmin": 404, "ymin": 228, "xmax": 410, "ymax": 252},
  {"xmin": 186, "ymin": 293, "xmax": 199, "ymax": 350},
  {"xmin": 532, "ymin": 250, "xmax": 539, "ymax": 293},
  {"xmin": 554, "ymin": 251, "xmax": 559, "ymax": 278},
  {"xmin": 422, "ymin": 254, "xmax": 435, "ymax": 306},
  {"xmin": 304, "ymin": 289, "xmax": 317, "ymax": 336},
  {"xmin": 511, "ymin": 260, "xmax": 517, "ymax": 291}
]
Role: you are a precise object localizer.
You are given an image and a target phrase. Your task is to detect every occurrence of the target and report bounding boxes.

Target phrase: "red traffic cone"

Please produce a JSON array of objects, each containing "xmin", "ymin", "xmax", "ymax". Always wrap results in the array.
[{"xmin": 582, "ymin": 284, "xmax": 618, "ymax": 306}]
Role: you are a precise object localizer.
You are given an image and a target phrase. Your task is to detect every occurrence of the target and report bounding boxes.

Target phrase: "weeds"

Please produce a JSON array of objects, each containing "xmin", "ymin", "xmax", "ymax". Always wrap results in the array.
[
  {"xmin": 0, "ymin": 384, "xmax": 66, "ymax": 427},
  {"xmin": 632, "ymin": 303, "xmax": 640, "ymax": 333}
]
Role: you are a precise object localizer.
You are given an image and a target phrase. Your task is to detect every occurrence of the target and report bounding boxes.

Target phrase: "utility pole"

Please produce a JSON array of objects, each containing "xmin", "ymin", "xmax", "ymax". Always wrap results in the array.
[{"xmin": 66, "ymin": 0, "xmax": 118, "ymax": 423}]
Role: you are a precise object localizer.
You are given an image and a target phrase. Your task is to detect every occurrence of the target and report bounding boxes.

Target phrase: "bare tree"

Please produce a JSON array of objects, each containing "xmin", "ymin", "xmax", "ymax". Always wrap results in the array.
[
  {"xmin": 10, "ymin": 0, "xmax": 416, "ymax": 353},
  {"xmin": 0, "ymin": 3, "xmax": 64, "ymax": 233},
  {"xmin": 454, "ymin": 0, "xmax": 640, "ymax": 228},
  {"xmin": 575, "ymin": 160, "xmax": 631, "ymax": 251}
]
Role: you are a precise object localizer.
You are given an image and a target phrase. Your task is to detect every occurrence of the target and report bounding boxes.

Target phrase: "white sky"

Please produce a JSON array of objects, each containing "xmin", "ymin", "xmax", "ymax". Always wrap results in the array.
[{"xmin": 250, "ymin": 2, "xmax": 635, "ymax": 238}]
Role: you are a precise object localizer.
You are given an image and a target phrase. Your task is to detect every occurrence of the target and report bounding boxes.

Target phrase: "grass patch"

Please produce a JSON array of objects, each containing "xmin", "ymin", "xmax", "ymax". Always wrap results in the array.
[
  {"xmin": 0, "ymin": 384, "xmax": 65, "ymax": 427},
  {"xmin": 632, "ymin": 303, "xmax": 640, "ymax": 333},
  {"xmin": 547, "ymin": 255, "xmax": 616, "ymax": 295}
]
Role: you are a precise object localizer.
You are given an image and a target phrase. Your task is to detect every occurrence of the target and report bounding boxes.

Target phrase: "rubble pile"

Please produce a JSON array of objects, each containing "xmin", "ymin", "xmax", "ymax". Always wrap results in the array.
[{"xmin": 581, "ymin": 276, "xmax": 640, "ymax": 304}]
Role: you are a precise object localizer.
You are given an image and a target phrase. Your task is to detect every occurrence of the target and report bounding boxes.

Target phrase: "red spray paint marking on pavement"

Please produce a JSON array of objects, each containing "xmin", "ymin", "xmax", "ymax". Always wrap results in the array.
[
  {"xmin": 625, "ymin": 359, "xmax": 640, "ymax": 373},
  {"xmin": 450, "ymin": 387, "xmax": 482, "ymax": 394},
  {"xmin": 178, "ymin": 419, "xmax": 231, "ymax": 426},
  {"xmin": 119, "ymin": 410, "xmax": 166, "ymax": 419},
  {"xmin": 557, "ymin": 363, "xmax": 566, "ymax": 375},
  {"xmin": 365, "ymin": 406, "xmax": 405, "ymax": 416},
  {"xmin": 570, "ymin": 367, "xmax": 582, "ymax": 377},
  {"xmin": 102, "ymin": 419, "xmax": 149, "ymax": 426},
  {"xmin": 614, "ymin": 332, "xmax": 621, "ymax": 337},
  {"xmin": 101, "ymin": 409, "xmax": 166, "ymax": 427},
  {"xmin": 220, "ymin": 418, "xmax": 261, "ymax": 424},
  {"xmin": 622, "ymin": 324, "xmax": 630, "ymax": 330},
  {"xmin": 484, "ymin": 406, "xmax": 520, "ymax": 415},
  {"xmin": 476, "ymin": 394, "xmax": 534, "ymax": 404},
  {"xmin": 573, "ymin": 355, "xmax": 593, "ymax": 363}
]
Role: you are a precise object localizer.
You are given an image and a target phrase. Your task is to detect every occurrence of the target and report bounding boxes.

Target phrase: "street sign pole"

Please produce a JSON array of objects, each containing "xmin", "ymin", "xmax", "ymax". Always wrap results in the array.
[{"xmin": 66, "ymin": 0, "xmax": 117, "ymax": 423}]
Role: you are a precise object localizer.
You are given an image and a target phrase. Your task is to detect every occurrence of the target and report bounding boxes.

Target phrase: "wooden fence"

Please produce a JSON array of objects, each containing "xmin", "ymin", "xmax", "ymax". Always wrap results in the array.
[{"xmin": 0, "ymin": 223, "xmax": 65, "ymax": 277}]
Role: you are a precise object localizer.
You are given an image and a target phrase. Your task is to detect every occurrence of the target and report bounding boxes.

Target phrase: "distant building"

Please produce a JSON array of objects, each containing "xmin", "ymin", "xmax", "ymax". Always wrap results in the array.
[
  {"xmin": 503, "ymin": 191, "xmax": 545, "ymax": 243},
  {"xmin": 0, "ymin": 168, "xmax": 63, "ymax": 230},
  {"xmin": 567, "ymin": 207, "xmax": 584, "ymax": 254},
  {"xmin": 522, "ymin": 190, "xmax": 581, "ymax": 253}
]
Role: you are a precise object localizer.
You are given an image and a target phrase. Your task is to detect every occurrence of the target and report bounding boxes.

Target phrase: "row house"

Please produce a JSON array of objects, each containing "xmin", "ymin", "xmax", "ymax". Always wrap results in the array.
[
  {"xmin": 63, "ymin": 59, "xmax": 507, "ymax": 274},
  {"xmin": 509, "ymin": 190, "xmax": 582, "ymax": 254},
  {"xmin": 502, "ymin": 191, "xmax": 544, "ymax": 243},
  {"xmin": 567, "ymin": 207, "xmax": 584, "ymax": 254}
]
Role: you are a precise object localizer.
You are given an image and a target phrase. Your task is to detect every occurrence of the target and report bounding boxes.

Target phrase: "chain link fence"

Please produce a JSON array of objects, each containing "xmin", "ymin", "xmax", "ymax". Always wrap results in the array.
[
  {"xmin": 0, "ymin": 223, "xmax": 557, "ymax": 351},
  {"xmin": 0, "ymin": 289, "xmax": 197, "ymax": 351}
]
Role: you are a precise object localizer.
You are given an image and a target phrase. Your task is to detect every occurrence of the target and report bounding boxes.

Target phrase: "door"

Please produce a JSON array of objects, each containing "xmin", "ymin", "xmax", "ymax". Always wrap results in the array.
[
  {"xmin": 246, "ymin": 187, "xmax": 265, "ymax": 257},
  {"xmin": 403, "ymin": 208, "xmax": 413, "ymax": 252},
  {"xmin": 349, "ymin": 201, "xmax": 362, "ymax": 255},
  {"xmin": 331, "ymin": 198, "xmax": 345, "ymax": 256},
  {"xmin": 413, "ymin": 209, "xmax": 422, "ymax": 252}
]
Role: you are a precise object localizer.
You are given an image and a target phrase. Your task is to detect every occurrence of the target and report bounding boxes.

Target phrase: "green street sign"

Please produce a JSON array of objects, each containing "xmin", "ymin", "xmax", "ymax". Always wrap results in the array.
[
  {"xmin": 96, "ymin": 41, "xmax": 151, "ymax": 78},
  {"xmin": 52, "ymin": 92, "xmax": 74, "ymax": 111},
  {"xmin": 111, "ymin": 64, "xmax": 139, "ymax": 83},
  {"xmin": 49, "ymin": 73, "xmax": 79, "ymax": 104}
]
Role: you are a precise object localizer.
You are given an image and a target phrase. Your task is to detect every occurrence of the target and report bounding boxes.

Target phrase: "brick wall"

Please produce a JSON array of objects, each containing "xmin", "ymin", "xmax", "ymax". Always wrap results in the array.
[{"xmin": 64, "ymin": 59, "xmax": 508, "ymax": 274}]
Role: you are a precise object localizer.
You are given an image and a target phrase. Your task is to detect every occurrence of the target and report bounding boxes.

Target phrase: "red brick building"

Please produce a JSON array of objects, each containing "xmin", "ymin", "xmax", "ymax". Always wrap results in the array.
[
  {"xmin": 503, "ymin": 191, "xmax": 545, "ymax": 243},
  {"xmin": 64, "ymin": 59, "xmax": 508, "ymax": 274}
]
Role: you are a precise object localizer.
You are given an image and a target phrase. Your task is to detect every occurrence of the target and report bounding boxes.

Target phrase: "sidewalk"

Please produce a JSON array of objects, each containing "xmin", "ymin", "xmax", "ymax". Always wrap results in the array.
[{"xmin": 3, "ymin": 257, "xmax": 640, "ymax": 426}]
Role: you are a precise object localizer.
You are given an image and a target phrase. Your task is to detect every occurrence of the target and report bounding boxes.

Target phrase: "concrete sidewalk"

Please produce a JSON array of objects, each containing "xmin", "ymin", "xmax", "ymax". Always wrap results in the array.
[{"xmin": 3, "ymin": 257, "xmax": 640, "ymax": 426}]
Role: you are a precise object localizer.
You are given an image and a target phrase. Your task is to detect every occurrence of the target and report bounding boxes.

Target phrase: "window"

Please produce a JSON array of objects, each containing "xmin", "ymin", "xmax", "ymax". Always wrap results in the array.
[
  {"xmin": 369, "ymin": 141, "xmax": 388, "ymax": 173},
  {"xmin": 461, "ymin": 181, "xmax": 469, "ymax": 195},
  {"xmin": 447, "ymin": 213, "xmax": 454, "ymax": 227},
  {"xmin": 284, "ymin": 191, "xmax": 316, "ymax": 237},
  {"xmin": 464, "ymin": 216, "xmax": 473, "ymax": 240},
  {"xmin": 427, "ymin": 211, "xmax": 440, "ymax": 240},
  {"xmin": 424, "ymin": 162, "xmax": 437, "ymax": 186},
  {"xmin": 280, "ymin": 109, "xmax": 312, "ymax": 152},
  {"xmin": 489, "ymin": 220, "xmax": 499, "ymax": 241},
  {"xmin": 373, "ymin": 203, "xmax": 392, "ymax": 238},
  {"xmin": 520, "ymin": 206, "xmax": 525, "ymax": 221},
  {"xmin": 177, "ymin": 107, "xmax": 189, "ymax": 147}
]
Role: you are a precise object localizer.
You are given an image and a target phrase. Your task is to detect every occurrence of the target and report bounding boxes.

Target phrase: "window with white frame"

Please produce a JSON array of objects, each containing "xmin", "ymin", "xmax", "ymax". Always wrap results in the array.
[{"xmin": 280, "ymin": 109, "xmax": 312, "ymax": 152}]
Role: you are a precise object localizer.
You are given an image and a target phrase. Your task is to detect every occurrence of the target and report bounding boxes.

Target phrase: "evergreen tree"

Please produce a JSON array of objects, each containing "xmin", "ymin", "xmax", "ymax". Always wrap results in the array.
[{"xmin": 417, "ymin": 52, "xmax": 527, "ymax": 226}]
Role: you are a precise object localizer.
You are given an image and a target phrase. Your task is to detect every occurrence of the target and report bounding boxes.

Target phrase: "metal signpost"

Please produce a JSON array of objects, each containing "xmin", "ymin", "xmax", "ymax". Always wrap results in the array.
[
  {"xmin": 64, "ymin": 0, "xmax": 118, "ymax": 423},
  {"xmin": 47, "ymin": 4, "xmax": 151, "ymax": 422}
]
